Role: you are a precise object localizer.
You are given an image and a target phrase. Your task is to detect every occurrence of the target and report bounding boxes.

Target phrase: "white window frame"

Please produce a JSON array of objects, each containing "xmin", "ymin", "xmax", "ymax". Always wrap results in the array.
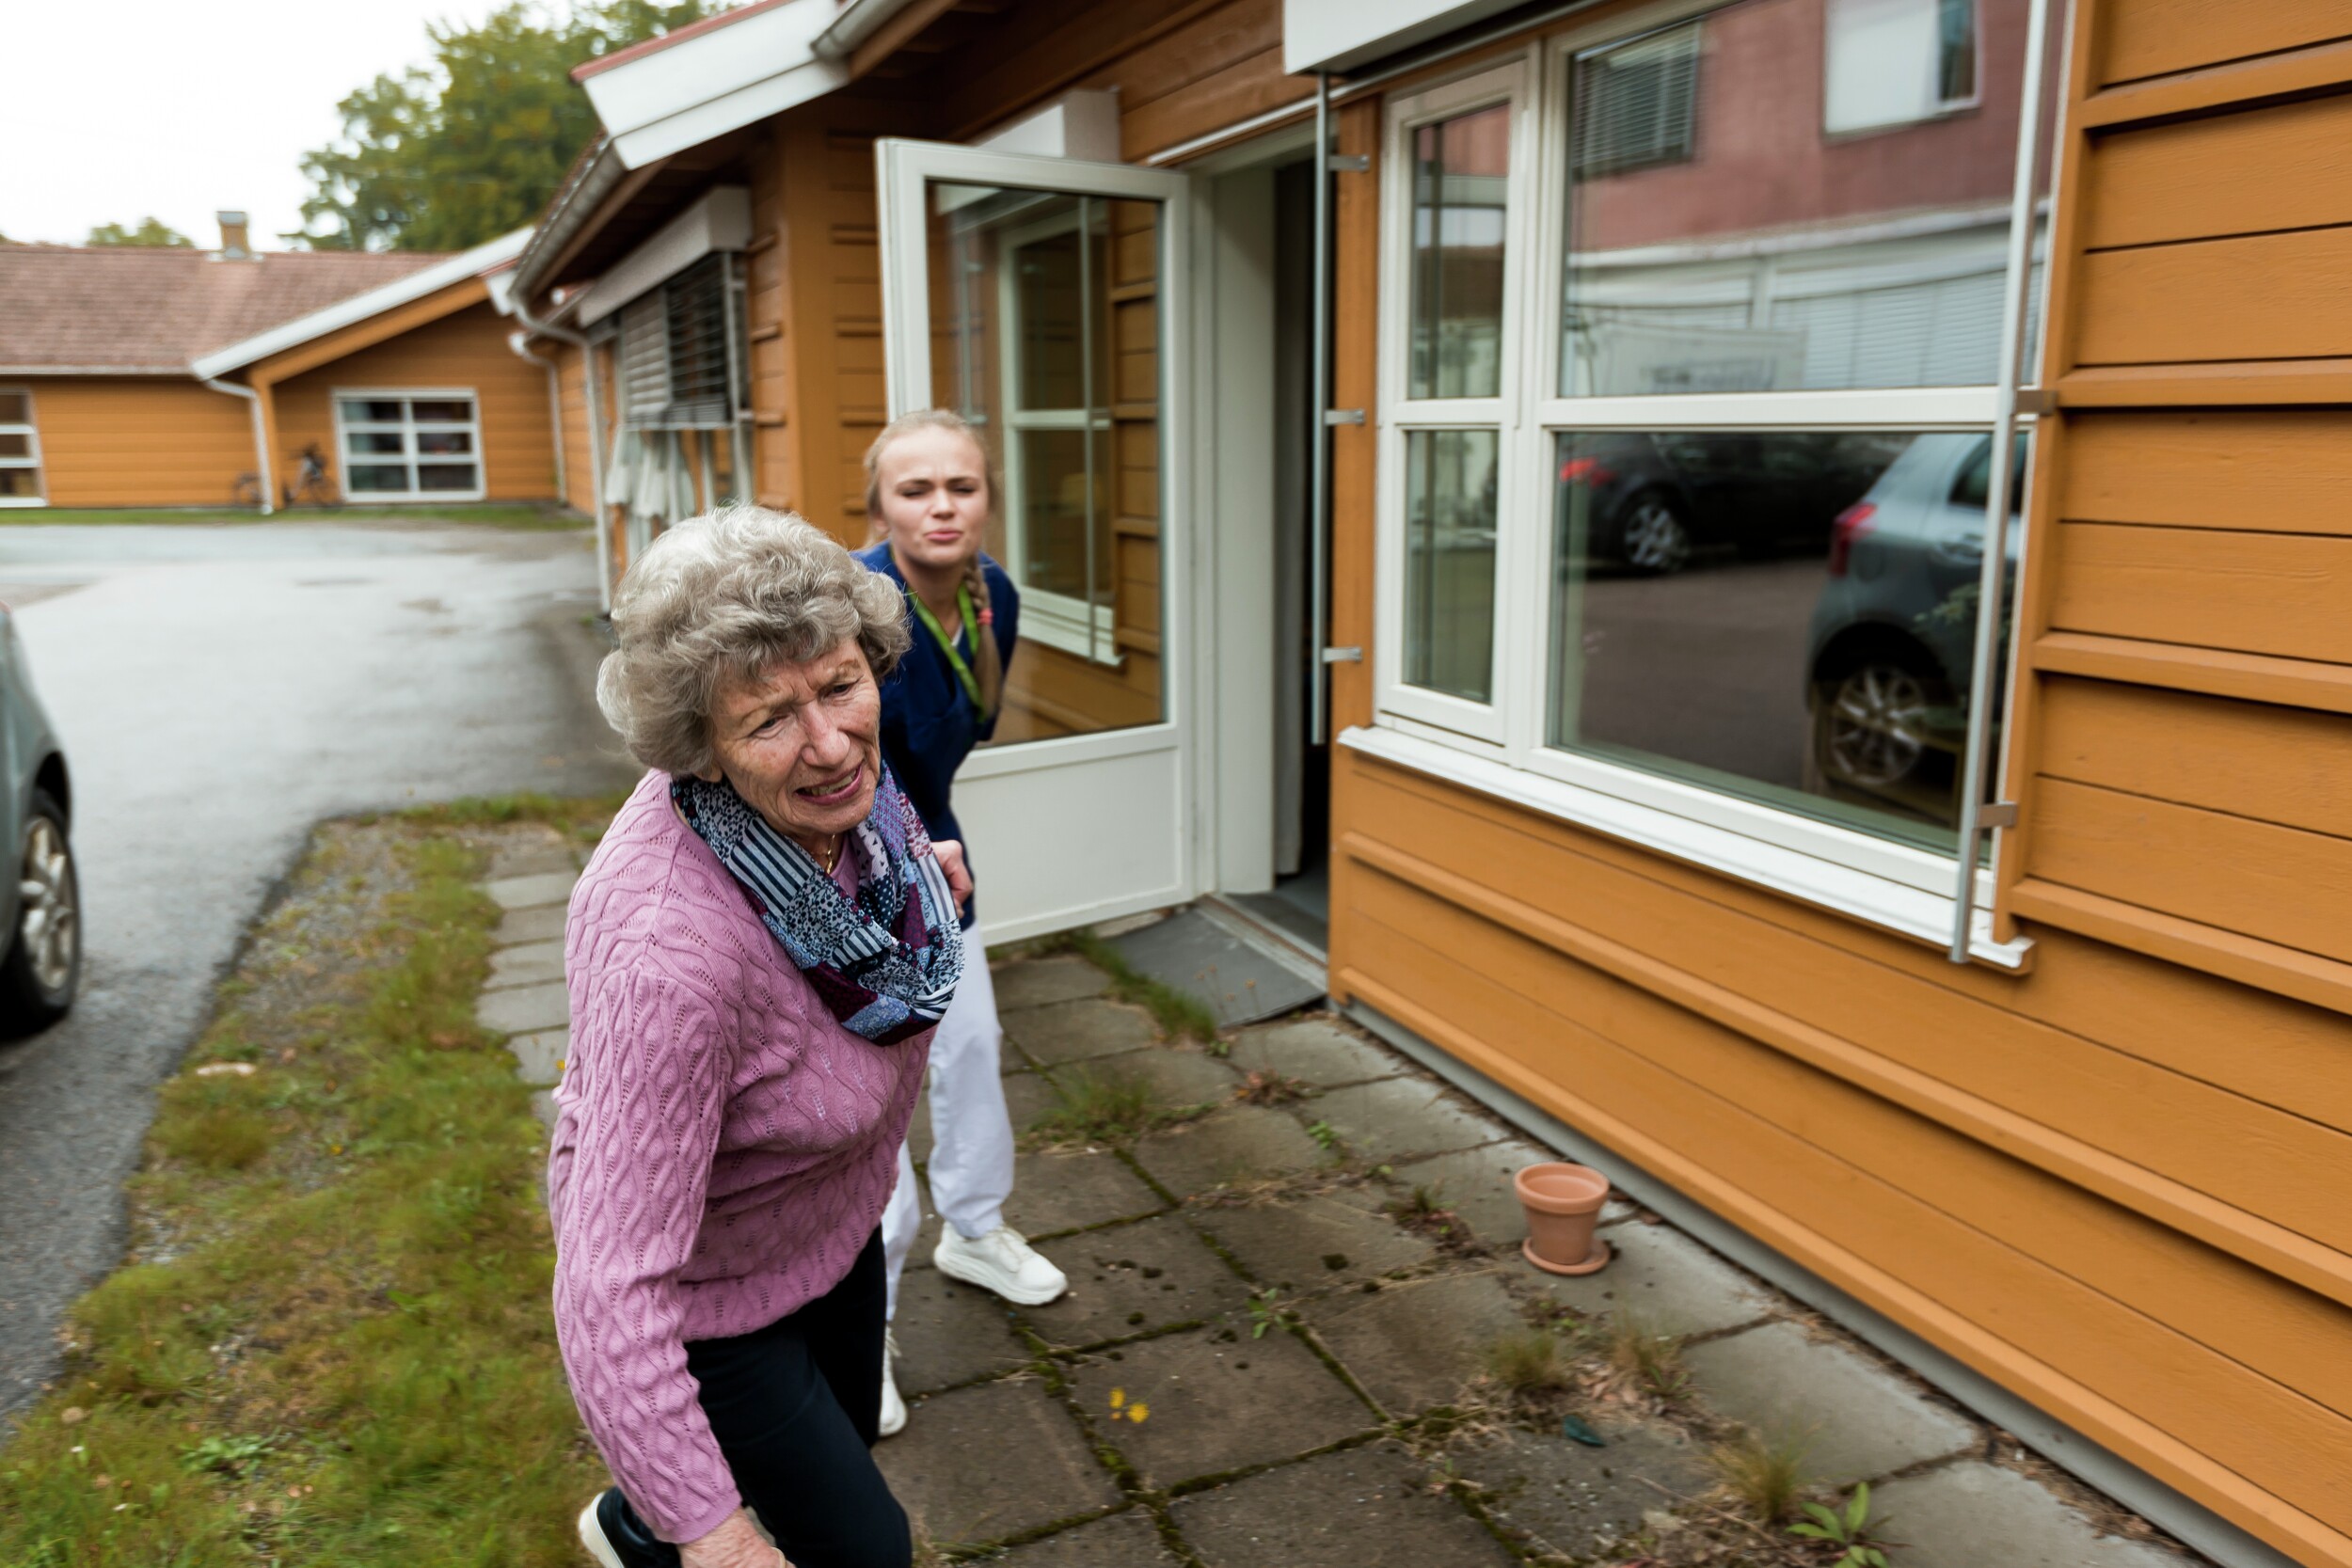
[
  {"xmin": 1360, "ymin": 2, "xmax": 2038, "ymax": 967},
  {"xmin": 993, "ymin": 203, "xmax": 1120, "ymax": 666},
  {"xmin": 332, "ymin": 388, "xmax": 486, "ymax": 504},
  {"xmin": 1823, "ymin": 0, "xmax": 1984, "ymax": 136},
  {"xmin": 0, "ymin": 387, "xmax": 45, "ymax": 509}
]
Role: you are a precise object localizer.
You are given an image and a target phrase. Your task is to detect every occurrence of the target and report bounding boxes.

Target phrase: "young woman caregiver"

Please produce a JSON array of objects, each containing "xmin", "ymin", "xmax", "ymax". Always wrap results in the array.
[{"xmin": 856, "ymin": 409, "xmax": 1069, "ymax": 1436}]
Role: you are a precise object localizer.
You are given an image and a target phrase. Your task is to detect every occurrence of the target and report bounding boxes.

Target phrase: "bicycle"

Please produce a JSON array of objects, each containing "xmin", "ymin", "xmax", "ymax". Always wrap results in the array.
[{"xmin": 282, "ymin": 444, "xmax": 337, "ymax": 508}]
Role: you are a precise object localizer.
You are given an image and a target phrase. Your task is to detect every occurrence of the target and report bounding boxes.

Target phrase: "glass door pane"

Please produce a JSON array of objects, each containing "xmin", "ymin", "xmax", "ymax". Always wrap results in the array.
[{"xmin": 926, "ymin": 182, "xmax": 1163, "ymax": 744}]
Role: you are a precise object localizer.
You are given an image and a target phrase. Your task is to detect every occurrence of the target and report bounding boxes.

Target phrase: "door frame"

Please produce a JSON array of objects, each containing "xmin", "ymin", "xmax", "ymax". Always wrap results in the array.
[{"xmin": 875, "ymin": 138, "xmax": 1198, "ymax": 942}]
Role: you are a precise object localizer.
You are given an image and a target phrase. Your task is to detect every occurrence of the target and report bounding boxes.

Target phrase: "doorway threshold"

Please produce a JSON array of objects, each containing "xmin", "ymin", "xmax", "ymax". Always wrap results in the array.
[{"xmin": 1198, "ymin": 894, "xmax": 1328, "ymax": 982}]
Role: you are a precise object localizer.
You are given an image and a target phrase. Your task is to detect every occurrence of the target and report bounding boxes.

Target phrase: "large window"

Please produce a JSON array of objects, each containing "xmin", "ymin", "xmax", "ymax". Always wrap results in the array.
[
  {"xmin": 1375, "ymin": 0, "xmax": 2045, "ymax": 954},
  {"xmin": 334, "ymin": 391, "xmax": 484, "ymax": 501},
  {"xmin": 0, "ymin": 389, "xmax": 44, "ymax": 507}
]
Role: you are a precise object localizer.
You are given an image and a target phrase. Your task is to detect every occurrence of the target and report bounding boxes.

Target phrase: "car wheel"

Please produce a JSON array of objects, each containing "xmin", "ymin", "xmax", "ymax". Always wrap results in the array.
[
  {"xmin": 1812, "ymin": 661, "xmax": 1938, "ymax": 791},
  {"xmin": 1617, "ymin": 494, "xmax": 1692, "ymax": 575},
  {"xmin": 0, "ymin": 788, "xmax": 79, "ymax": 1037}
]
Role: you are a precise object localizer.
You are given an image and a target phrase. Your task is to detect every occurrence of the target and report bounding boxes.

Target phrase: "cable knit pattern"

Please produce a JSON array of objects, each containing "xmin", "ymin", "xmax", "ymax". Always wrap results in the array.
[{"xmin": 548, "ymin": 770, "xmax": 929, "ymax": 1545}]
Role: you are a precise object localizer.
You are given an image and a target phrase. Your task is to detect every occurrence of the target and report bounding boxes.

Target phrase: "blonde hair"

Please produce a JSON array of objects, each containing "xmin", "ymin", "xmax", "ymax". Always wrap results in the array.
[{"xmin": 863, "ymin": 408, "xmax": 1003, "ymax": 720}]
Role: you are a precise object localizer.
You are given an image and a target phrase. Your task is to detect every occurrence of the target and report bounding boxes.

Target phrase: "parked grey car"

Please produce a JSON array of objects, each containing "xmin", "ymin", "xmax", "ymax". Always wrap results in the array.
[
  {"xmin": 1804, "ymin": 431, "xmax": 2026, "ymax": 816},
  {"xmin": 0, "ymin": 604, "xmax": 76, "ymax": 1035}
]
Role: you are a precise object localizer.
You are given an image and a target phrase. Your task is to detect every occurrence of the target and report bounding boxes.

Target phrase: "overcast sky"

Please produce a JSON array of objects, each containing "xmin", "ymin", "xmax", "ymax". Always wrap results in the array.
[{"xmin": 0, "ymin": 0, "xmax": 512, "ymax": 247}]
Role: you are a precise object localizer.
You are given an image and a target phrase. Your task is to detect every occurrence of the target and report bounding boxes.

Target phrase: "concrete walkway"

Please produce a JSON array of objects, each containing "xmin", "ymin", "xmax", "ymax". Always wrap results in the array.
[{"xmin": 473, "ymin": 872, "xmax": 2201, "ymax": 1568}]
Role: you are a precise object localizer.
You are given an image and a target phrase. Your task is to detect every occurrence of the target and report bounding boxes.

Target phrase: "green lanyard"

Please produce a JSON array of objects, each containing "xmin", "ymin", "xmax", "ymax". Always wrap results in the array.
[{"xmin": 907, "ymin": 584, "xmax": 987, "ymax": 720}]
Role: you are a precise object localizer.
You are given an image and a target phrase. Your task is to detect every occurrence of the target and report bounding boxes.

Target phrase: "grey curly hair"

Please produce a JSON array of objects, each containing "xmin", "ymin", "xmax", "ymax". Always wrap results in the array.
[{"xmin": 596, "ymin": 505, "xmax": 911, "ymax": 777}]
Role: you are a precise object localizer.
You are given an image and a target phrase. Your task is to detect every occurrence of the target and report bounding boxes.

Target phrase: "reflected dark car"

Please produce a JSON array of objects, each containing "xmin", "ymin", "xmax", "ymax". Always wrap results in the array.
[
  {"xmin": 1803, "ymin": 432, "xmax": 2025, "ymax": 805},
  {"xmin": 1554, "ymin": 431, "xmax": 1901, "ymax": 574},
  {"xmin": 0, "ymin": 604, "xmax": 76, "ymax": 1037}
]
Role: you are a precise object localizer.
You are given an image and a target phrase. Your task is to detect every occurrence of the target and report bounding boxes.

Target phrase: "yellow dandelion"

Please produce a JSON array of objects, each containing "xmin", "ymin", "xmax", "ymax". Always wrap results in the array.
[
  {"xmin": 1108, "ymin": 1387, "xmax": 1125, "ymax": 1409},
  {"xmin": 1128, "ymin": 1403, "xmax": 1150, "ymax": 1423}
]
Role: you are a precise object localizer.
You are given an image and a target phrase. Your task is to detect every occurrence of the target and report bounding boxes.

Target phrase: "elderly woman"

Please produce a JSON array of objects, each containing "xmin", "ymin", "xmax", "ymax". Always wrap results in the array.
[{"xmin": 552, "ymin": 506, "xmax": 968, "ymax": 1568}]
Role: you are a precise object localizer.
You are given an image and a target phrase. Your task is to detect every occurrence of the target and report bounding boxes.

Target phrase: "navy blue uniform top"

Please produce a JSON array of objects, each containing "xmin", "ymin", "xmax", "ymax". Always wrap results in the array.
[{"xmin": 854, "ymin": 542, "xmax": 1019, "ymax": 927}]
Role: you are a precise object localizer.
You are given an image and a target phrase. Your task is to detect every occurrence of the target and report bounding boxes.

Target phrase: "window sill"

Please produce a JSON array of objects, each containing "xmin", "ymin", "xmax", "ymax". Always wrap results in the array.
[
  {"xmin": 0, "ymin": 498, "xmax": 48, "ymax": 509},
  {"xmin": 1339, "ymin": 722, "xmax": 2032, "ymax": 970}
]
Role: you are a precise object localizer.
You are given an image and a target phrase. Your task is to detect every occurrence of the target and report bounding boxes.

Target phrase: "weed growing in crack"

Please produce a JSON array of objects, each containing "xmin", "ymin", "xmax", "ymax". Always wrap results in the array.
[
  {"xmin": 1479, "ymin": 1328, "xmax": 1574, "ymax": 1397},
  {"xmin": 1028, "ymin": 1067, "xmax": 1206, "ymax": 1148},
  {"xmin": 1604, "ymin": 1309, "xmax": 1692, "ymax": 1402},
  {"xmin": 1234, "ymin": 1069, "xmax": 1309, "ymax": 1106},
  {"xmin": 1709, "ymin": 1428, "xmax": 1812, "ymax": 1524}
]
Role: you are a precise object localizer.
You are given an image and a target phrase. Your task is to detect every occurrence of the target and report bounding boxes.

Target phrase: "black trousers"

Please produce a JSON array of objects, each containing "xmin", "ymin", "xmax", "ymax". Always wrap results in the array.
[{"xmin": 601, "ymin": 1229, "xmax": 911, "ymax": 1568}]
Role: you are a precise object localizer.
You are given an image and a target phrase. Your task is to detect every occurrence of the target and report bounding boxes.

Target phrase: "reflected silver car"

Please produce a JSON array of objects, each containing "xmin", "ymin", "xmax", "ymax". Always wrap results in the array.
[{"xmin": 0, "ymin": 605, "xmax": 76, "ymax": 1036}]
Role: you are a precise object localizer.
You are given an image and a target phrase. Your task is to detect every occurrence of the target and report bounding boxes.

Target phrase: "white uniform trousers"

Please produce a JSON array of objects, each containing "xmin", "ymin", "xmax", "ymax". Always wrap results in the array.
[{"xmin": 882, "ymin": 933, "xmax": 1015, "ymax": 1318}]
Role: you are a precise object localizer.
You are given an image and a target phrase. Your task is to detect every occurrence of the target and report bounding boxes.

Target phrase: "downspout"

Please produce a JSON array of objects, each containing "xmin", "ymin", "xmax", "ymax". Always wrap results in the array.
[
  {"xmin": 201, "ymin": 376, "xmax": 274, "ymax": 516},
  {"xmin": 510, "ymin": 301, "xmax": 612, "ymax": 611},
  {"xmin": 506, "ymin": 329, "xmax": 570, "ymax": 514}
]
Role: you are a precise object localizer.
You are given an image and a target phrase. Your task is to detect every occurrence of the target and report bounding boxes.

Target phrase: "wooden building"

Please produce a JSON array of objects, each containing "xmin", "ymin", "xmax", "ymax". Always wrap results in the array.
[
  {"xmin": 507, "ymin": 4, "xmax": 2352, "ymax": 1562},
  {"xmin": 0, "ymin": 218, "xmax": 561, "ymax": 511}
]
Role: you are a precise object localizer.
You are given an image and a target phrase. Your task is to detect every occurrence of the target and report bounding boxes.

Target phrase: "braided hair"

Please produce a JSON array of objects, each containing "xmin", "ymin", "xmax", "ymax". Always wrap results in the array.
[{"xmin": 863, "ymin": 408, "xmax": 1003, "ymax": 720}]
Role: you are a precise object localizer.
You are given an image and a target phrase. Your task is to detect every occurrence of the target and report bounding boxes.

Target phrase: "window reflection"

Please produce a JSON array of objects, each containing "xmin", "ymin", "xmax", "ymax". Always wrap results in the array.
[
  {"xmin": 1405, "ymin": 429, "xmax": 1500, "ymax": 703},
  {"xmin": 1562, "ymin": 0, "xmax": 2027, "ymax": 397},
  {"xmin": 1549, "ymin": 428, "xmax": 2024, "ymax": 847},
  {"xmin": 1409, "ymin": 103, "xmax": 1512, "ymax": 401}
]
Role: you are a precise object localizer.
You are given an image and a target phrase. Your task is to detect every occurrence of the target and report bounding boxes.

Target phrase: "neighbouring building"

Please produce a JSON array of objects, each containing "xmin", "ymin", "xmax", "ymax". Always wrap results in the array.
[
  {"xmin": 0, "ymin": 214, "xmax": 562, "ymax": 511},
  {"xmin": 507, "ymin": 5, "xmax": 2352, "ymax": 1564}
]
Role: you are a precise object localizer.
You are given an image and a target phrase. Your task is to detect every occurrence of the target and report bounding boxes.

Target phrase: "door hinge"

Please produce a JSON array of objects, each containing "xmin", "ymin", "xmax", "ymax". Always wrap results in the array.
[
  {"xmin": 1326, "ymin": 153, "xmax": 1369, "ymax": 173},
  {"xmin": 1324, "ymin": 408, "xmax": 1365, "ymax": 426},
  {"xmin": 1322, "ymin": 646, "xmax": 1363, "ymax": 664},
  {"xmin": 1979, "ymin": 801, "xmax": 2020, "ymax": 830}
]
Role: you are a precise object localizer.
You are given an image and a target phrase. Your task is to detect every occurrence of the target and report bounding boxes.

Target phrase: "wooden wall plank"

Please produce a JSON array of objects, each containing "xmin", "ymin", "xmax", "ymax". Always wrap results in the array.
[
  {"xmin": 1120, "ymin": 45, "xmax": 1296, "ymax": 162},
  {"xmin": 2081, "ymin": 91, "xmax": 2352, "ymax": 250},
  {"xmin": 2048, "ymin": 521, "xmax": 2352, "ymax": 663},
  {"xmin": 2094, "ymin": 0, "xmax": 2352, "ymax": 87},
  {"xmin": 28, "ymin": 377, "xmax": 254, "ymax": 509},
  {"xmin": 2059, "ymin": 410, "xmax": 2352, "ymax": 533},
  {"xmin": 2074, "ymin": 227, "xmax": 2352, "ymax": 364},
  {"xmin": 2039, "ymin": 677, "xmax": 2352, "ymax": 838}
]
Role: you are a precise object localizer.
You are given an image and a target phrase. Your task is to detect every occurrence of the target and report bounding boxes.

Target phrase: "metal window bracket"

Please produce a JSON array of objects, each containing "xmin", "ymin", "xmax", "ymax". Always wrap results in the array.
[
  {"xmin": 1322, "ymin": 646, "xmax": 1364, "ymax": 663},
  {"xmin": 1325, "ymin": 408, "xmax": 1366, "ymax": 425},
  {"xmin": 1327, "ymin": 153, "xmax": 1370, "ymax": 172},
  {"xmin": 2013, "ymin": 388, "xmax": 2057, "ymax": 417},
  {"xmin": 1979, "ymin": 801, "xmax": 2020, "ymax": 831}
]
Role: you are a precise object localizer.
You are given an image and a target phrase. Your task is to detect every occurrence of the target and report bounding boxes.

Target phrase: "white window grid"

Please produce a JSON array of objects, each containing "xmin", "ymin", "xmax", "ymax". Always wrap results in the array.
[
  {"xmin": 1367, "ymin": 0, "xmax": 2043, "ymax": 965},
  {"xmin": 331, "ymin": 388, "xmax": 485, "ymax": 504},
  {"xmin": 0, "ymin": 387, "xmax": 45, "ymax": 509}
]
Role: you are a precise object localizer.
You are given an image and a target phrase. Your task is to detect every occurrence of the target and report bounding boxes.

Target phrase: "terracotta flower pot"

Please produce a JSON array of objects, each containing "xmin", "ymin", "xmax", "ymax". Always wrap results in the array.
[{"xmin": 1516, "ymin": 1162, "xmax": 1613, "ymax": 1276}]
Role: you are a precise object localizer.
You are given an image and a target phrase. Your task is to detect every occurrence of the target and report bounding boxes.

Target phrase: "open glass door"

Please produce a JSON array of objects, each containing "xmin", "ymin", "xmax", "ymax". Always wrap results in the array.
[{"xmin": 876, "ymin": 139, "xmax": 1194, "ymax": 942}]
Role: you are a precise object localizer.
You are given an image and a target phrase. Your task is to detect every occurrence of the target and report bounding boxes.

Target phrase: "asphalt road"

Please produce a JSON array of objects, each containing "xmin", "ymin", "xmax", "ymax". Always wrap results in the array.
[{"xmin": 0, "ymin": 521, "xmax": 638, "ymax": 1420}]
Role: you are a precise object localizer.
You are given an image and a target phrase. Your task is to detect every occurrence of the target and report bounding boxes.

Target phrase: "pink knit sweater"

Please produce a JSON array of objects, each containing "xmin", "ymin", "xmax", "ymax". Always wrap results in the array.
[{"xmin": 548, "ymin": 770, "xmax": 929, "ymax": 1544}]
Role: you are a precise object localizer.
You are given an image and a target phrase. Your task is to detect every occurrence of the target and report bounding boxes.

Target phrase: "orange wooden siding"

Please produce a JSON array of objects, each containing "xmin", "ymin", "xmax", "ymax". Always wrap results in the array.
[
  {"xmin": 1316, "ymin": 4, "xmax": 2352, "ymax": 1567},
  {"xmin": 552, "ymin": 340, "xmax": 596, "ymax": 515},
  {"xmin": 271, "ymin": 301, "xmax": 558, "ymax": 503},
  {"xmin": 16, "ymin": 377, "xmax": 255, "ymax": 509}
]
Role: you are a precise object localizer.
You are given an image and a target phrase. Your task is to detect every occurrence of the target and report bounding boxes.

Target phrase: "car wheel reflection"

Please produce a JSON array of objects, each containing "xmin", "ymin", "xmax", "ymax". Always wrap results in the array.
[
  {"xmin": 1820, "ymin": 661, "xmax": 1936, "ymax": 788},
  {"xmin": 1619, "ymin": 493, "xmax": 1692, "ymax": 574}
]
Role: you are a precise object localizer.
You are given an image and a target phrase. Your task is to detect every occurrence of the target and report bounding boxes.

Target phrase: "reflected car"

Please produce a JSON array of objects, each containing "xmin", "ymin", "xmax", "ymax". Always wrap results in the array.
[
  {"xmin": 1554, "ymin": 431, "xmax": 1902, "ymax": 574},
  {"xmin": 0, "ymin": 604, "xmax": 76, "ymax": 1037},
  {"xmin": 1803, "ymin": 432, "xmax": 2026, "ymax": 804}
]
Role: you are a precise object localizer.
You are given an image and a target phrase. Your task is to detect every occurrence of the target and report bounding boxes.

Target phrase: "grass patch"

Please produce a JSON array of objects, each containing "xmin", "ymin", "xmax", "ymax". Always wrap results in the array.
[
  {"xmin": 1709, "ymin": 1429, "xmax": 1812, "ymax": 1524},
  {"xmin": 1602, "ymin": 1310, "xmax": 1692, "ymax": 1402},
  {"xmin": 1042, "ymin": 929, "xmax": 1219, "ymax": 1046},
  {"xmin": 0, "ymin": 814, "xmax": 604, "ymax": 1566},
  {"xmin": 1027, "ymin": 1066, "xmax": 1206, "ymax": 1148},
  {"xmin": 1480, "ymin": 1328, "xmax": 1573, "ymax": 1397},
  {"xmin": 10, "ymin": 504, "xmax": 585, "ymax": 530},
  {"xmin": 393, "ymin": 790, "xmax": 628, "ymax": 845}
]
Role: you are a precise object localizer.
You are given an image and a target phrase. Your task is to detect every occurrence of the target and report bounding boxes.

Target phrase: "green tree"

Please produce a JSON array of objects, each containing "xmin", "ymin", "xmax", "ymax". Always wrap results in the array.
[
  {"xmin": 293, "ymin": 1, "xmax": 711, "ymax": 253},
  {"xmin": 87, "ymin": 216, "xmax": 195, "ymax": 246}
]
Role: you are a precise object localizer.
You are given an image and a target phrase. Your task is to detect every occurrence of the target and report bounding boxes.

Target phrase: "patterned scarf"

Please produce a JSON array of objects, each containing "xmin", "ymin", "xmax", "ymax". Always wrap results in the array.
[{"xmin": 671, "ymin": 768, "xmax": 962, "ymax": 1045}]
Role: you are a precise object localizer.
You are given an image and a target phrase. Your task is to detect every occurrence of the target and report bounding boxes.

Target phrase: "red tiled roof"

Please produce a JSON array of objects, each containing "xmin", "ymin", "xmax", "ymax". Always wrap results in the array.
[{"xmin": 0, "ymin": 245, "xmax": 450, "ymax": 373}]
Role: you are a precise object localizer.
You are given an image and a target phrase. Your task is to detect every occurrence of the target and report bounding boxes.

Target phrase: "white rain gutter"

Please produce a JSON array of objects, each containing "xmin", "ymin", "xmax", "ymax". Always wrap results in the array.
[
  {"xmin": 809, "ymin": 0, "xmax": 923, "ymax": 60},
  {"xmin": 200, "ymin": 378, "xmax": 273, "ymax": 516},
  {"xmin": 506, "ymin": 329, "xmax": 570, "ymax": 522},
  {"xmin": 510, "ymin": 301, "xmax": 612, "ymax": 610}
]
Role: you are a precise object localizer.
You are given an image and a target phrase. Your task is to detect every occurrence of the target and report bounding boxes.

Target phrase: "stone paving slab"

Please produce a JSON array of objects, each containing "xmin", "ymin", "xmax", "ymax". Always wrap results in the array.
[
  {"xmin": 1062, "ymin": 1318, "xmax": 1376, "ymax": 1489},
  {"xmin": 1065, "ymin": 1046, "xmax": 1241, "ymax": 1111},
  {"xmin": 486, "ymin": 939, "xmax": 565, "ymax": 990},
  {"xmin": 483, "ymin": 870, "xmax": 579, "ymax": 911},
  {"xmin": 890, "ymin": 1271, "xmax": 1032, "ymax": 1396},
  {"xmin": 995, "ymin": 1508, "xmax": 1182, "ymax": 1567},
  {"xmin": 1224, "ymin": 1017, "xmax": 1406, "ymax": 1088},
  {"xmin": 1308, "ymin": 1077, "xmax": 1505, "ymax": 1164},
  {"xmin": 1170, "ymin": 1444, "xmax": 1518, "ymax": 1568},
  {"xmin": 475, "ymin": 980, "xmax": 570, "ymax": 1036},
  {"xmin": 1132, "ymin": 1106, "xmax": 1330, "ymax": 1197},
  {"xmin": 1019, "ymin": 1214, "xmax": 1252, "ymax": 1349},
  {"xmin": 485, "ymin": 842, "xmax": 580, "ymax": 881},
  {"xmin": 1006, "ymin": 997, "xmax": 1160, "ymax": 1066},
  {"xmin": 879, "ymin": 1376, "xmax": 1121, "ymax": 1548},
  {"xmin": 1300, "ymin": 1270, "xmax": 1527, "ymax": 1418},
  {"xmin": 493, "ymin": 903, "xmax": 570, "ymax": 946},
  {"xmin": 1003, "ymin": 1148, "xmax": 1166, "ymax": 1237},
  {"xmin": 1446, "ymin": 1421, "xmax": 1713, "ymax": 1560},
  {"xmin": 1684, "ymin": 1322, "xmax": 1976, "ymax": 1485},
  {"xmin": 1195, "ymin": 1186, "xmax": 1435, "ymax": 1290},
  {"xmin": 1521, "ymin": 1222, "xmax": 1777, "ymax": 1338},
  {"xmin": 1389, "ymin": 1138, "xmax": 1561, "ymax": 1248},
  {"xmin": 509, "ymin": 1027, "xmax": 566, "ymax": 1086},
  {"xmin": 995, "ymin": 955, "xmax": 1112, "ymax": 1012},
  {"xmin": 1873, "ymin": 1460, "xmax": 2186, "ymax": 1568},
  {"xmin": 910, "ymin": 1068, "xmax": 1061, "ymax": 1164}
]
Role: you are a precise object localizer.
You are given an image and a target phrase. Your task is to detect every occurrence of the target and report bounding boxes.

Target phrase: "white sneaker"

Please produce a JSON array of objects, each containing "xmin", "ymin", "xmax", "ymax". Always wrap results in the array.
[
  {"xmin": 577, "ymin": 1495, "xmax": 627, "ymax": 1568},
  {"xmin": 879, "ymin": 1326, "xmax": 907, "ymax": 1438},
  {"xmin": 933, "ymin": 1224, "xmax": 1068, "ymax": 1307}
]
